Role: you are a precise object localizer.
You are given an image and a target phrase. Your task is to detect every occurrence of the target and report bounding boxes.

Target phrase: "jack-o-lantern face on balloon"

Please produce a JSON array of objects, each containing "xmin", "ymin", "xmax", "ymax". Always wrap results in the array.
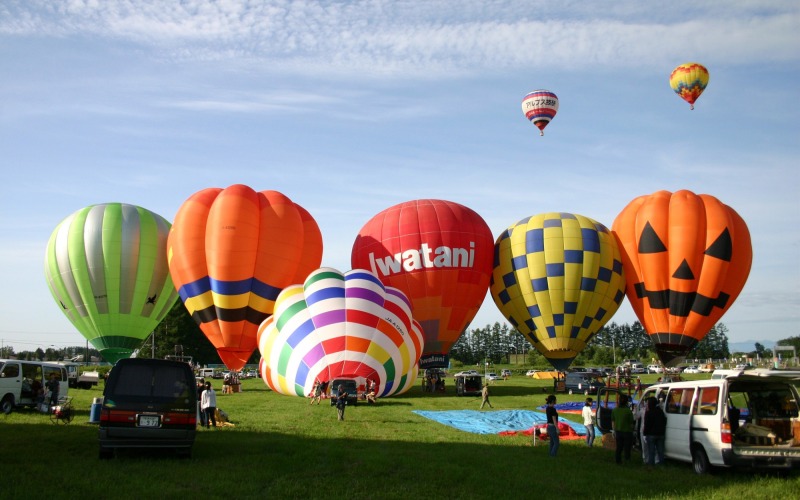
[{"xmin": 613, "ymin": 190, "xmax": 752, "ymax": 366}]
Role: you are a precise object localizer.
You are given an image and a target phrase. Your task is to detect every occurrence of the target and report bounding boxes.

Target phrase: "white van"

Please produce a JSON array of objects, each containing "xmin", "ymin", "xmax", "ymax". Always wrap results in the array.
[
  {"xmin": 627, "ymin": 369, "xmax": 800, "ymax": 473},
  {"xmin": 0, "ymin": 359, "xmax": 69, "ymax": 413}
]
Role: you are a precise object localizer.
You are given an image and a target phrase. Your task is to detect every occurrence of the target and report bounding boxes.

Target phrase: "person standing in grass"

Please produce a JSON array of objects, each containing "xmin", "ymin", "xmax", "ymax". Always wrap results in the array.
[
  {"xmin": 336, "ymin": 384, "xmax": 348, "ymax": 421},
  {"xmin": 480, "ymin": 383, "xmax": 493, "ymax": 409},
  {"xmin": 201, "ymin": 382, "xmax": 217, "ymax": 429},
  {"xmin": 582, "ymin": 397, "xmax": 595, "ymax": 447},
  {"xmin": 310, "ymin": 380, "xmax": 323, "ymax": 405},
  {"xmin": 545, "ymin": 394, "xmax": 560, "ymax": 457},
  {"xmin": 45, "ymin": 372, "xmax": 60, "ymax": 406},
  {"xmin": 611, "ymin": 393, "xmax": 634, "ymax": 464},
  {"xmin": 642, "ymin": 396, "xmax": 667, "ymax": 466}
]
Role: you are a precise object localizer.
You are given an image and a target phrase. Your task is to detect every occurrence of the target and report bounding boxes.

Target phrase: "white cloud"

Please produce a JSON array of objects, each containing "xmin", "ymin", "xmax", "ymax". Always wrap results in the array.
[{"xmin": 2, "ymin": 1, "xmax": 798, "ymax": 77}]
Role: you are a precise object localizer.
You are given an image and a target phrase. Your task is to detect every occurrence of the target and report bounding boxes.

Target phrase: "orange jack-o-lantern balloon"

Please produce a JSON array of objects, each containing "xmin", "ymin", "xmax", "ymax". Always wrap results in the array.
[{"xmin": 612, "ymin": 190, "xmax": 752, "ymax": 366}]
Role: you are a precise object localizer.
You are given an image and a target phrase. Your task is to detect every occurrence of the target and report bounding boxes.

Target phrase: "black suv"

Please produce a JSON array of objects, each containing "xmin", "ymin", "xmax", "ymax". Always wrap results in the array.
[
  {"xmin": 329, "ymin": 378, "xmax": 358, "ymax": 407},
  {"xmin": 99, "ymin": 358, "xmax": 197, "ymax": 459}
]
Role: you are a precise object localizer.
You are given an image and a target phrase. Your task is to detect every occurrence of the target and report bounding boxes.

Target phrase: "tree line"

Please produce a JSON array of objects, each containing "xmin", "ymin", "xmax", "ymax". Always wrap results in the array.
[{"xmin": 6, "ymin": 300, "xmax": 796, "ymax": 367}]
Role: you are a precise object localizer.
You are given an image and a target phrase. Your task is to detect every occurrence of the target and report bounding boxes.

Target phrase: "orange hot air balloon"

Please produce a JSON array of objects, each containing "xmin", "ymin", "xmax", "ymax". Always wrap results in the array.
[
  {"xmin": 167, "ymin": 185, "xmax": 323, "ymax": 370},
  {"xmin": 612, "ymin": 190, "xmax": 752, "ymax": 366},
  {"xmin": 351, "ymin": 199, "xmax": 494, "ymax": 369}
]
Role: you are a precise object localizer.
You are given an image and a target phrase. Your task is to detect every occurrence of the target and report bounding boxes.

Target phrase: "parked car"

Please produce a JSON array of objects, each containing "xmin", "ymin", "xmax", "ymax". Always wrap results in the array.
[
  {"xmin": 501, "ymin": 369, "xmax": 512, "ymax": 378},
  {"xmin": 486, "ymin": 373, "xmax": 500, "ymax": 381},
  {"xmin": 526, "ymin": 369, "xmax": 539, "ymax": 377},
  {"xmin": 647, "ymin": 365, "xmax": 663, "ymax": 374},
  {"xmin": 564, "ymin": 372, "xmax": 606, "ymax": 395},
  {"xmin": 329, "ymin": 378, "xmax": 358, "ymax": 407},
  {"xmin": 453, "ymin": 370, "xmax": 479, "ymax": 378},
  {"xmin": 99, "ymin": 358, "xmax": 197, "ymax": 459},
  {"xmin": 453, "ymin": 374, "xmax": 483, "ymax": 396},
  {"xmin": 683, "ymin": 366, "xmax": 700, "ymax": 374}
]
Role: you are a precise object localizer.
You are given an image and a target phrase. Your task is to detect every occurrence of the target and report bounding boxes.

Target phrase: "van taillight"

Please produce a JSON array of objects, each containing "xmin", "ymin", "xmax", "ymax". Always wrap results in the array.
[
  {"xmin": 721, "ymin": 421, "xmax": 732, "ymax": 444},
  {"xmin": 164, "ymin": 412, "xmax": 196, "ymax": 426}
]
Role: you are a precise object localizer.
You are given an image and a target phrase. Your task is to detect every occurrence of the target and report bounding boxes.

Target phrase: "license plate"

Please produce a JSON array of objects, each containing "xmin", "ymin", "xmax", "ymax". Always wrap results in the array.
[{"xmin": 138, "ymin": 415, "xmax": 160, "ymax": 427}]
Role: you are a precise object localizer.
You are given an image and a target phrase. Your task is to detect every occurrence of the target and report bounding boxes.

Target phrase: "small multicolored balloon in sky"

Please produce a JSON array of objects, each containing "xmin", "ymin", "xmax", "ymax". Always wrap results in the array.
[
  {"xmin": 669, "ymin": 63, "xmax": 709, "ymax": 110},
  {"xmin": 521, "ymin": 90, "xmax": 559, "ymax": 136}
]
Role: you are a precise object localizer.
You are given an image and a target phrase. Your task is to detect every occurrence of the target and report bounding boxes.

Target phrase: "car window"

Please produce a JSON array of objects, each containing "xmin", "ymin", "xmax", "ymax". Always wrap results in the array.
[
  {"xmin": 112, "ymin": 364, "xmax": 191, "ymax": 399},
  {"xmin": 666, "ymin": 388, "xmax": 695, "ymax": 415},
  {"xmin": 1, "ymin": 363, "xmax": 19, "ymax": 378},
  {"xmin": 693, "ymin": 387, "xmax": 719, "ymax": 415}
]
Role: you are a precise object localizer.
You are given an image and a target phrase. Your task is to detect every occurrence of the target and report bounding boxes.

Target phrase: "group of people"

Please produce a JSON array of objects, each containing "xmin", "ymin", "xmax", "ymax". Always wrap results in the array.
[
  {"xmin": 612, "ymin": 393, "xmax": 667, "ymax": 466},
  {"xmin": 540, "ymin": 392, "xmax": 666, "ymax": 467}
]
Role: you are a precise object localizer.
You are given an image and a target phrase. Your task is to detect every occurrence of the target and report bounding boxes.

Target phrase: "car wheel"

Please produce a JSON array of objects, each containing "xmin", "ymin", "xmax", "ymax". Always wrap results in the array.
[
  {"xmin": 691, "ymin": 446, "xmax": 711, "ymax": 475},
  {"xmin": 1, "ymin": 395, "xmax": 14, "ymax": 414}
]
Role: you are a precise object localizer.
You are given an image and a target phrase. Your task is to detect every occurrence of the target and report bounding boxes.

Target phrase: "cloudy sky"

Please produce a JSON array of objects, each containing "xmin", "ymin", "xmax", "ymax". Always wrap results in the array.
[{"xmin": 1, "ymin": 1, "xmax": 798, "ymax": 354}]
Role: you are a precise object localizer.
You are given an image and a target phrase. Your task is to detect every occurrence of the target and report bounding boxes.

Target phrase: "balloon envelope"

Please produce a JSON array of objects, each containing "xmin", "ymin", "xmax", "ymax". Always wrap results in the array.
[
  {"xmin": 351, "ymin": 199, "xmax": 494, "ymax": 369},
  {"xmin": 669, "ymin": 63, "xmax": 709, "ymax": 109},
  {"xmin": 257, "ymin": 268, "xmax": 424, "ymax": 398},
  {"xmin": 613, "ymin": 190, "xmax": 752, "ymax": 365},
  {"xmin": 167, "ymin": 185, "xmax": 323, "ymax": 371},
  {"xmin": 490, "ymin": 213, "xmax": 626, "ymax": 370},
  {"xmin": 44, "ymin": 203, "xmax": 179, "ymax": 364},
  {"xmin": 522, "ymin": 90, "xmax": 559, "ymax": 135}
]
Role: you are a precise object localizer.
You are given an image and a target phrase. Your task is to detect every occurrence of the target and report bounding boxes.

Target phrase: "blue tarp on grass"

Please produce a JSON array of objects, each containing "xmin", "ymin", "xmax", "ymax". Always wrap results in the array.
[{"xmin": 412, "ymin": 409, "xmax": 591, "ymax": 435}]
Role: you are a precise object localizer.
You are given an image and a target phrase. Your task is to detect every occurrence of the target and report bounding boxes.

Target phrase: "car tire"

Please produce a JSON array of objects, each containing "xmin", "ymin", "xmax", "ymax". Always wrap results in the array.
[
  {"xmin": 99, "ymin": 447, "xmax": 114, "ymax": 460},
  {"xmin": 1, "ymin": 395, "xmax": 14, "ymax": 414},
  {"xmin": 691, "ymin": 446, "xmax": 711, "ymax": 475}
]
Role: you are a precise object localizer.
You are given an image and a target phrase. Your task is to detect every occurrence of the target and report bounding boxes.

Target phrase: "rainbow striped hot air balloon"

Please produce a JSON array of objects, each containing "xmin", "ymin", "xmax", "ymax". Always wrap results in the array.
[
  {"xmin": 521, "ymin": 90, "xmax": 559, "ymax": 136},
  {"xmin": 257, "ymin": 268, "xmax": 424, "ymax": 398},
  {"xmin": 669, "ymin": 63, "xmax": 709, "ymax": 110},
  {"xmin": 44, "ymin": 203, "xmax": 179, "ymax": 364}
]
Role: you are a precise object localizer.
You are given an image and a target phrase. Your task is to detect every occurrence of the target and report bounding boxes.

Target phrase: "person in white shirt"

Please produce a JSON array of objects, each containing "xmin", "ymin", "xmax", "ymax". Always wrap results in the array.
[
  {"xmin": 582, "ymin": 397, "xmax": 595, "ymax": 447},
  {"xmin": 201, "ymin": 382, "xmax": 217, "ymax": 428}
]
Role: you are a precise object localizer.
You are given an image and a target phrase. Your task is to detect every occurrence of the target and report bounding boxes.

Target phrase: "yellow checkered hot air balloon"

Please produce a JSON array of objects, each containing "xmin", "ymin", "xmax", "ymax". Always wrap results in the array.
[
  {"xmin": 490, "ymin": 213, "xmax": 626, "ymax": 370},
  {"xmin": 669, "ymin": 63, "xmax": 709, "ymax": 110}
]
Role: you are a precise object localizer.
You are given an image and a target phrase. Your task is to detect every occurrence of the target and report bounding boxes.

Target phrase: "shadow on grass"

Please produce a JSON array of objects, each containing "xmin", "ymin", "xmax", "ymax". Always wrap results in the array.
[{"xmin": 3, "ymin": 418, "xmax": 798, "ymax": 499}]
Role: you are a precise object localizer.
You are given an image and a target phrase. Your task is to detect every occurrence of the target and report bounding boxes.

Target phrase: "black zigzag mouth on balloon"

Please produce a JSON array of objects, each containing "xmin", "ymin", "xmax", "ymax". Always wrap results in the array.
[{"xmin": 632, "ymin": 284, "xmax": 730, "ymax": 317}]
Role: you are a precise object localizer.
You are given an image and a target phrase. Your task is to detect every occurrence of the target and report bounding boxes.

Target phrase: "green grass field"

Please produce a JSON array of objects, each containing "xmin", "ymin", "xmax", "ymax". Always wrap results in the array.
[{"xmin": 1, "ymin": 371, "xmax": 797, "ymax": 499}]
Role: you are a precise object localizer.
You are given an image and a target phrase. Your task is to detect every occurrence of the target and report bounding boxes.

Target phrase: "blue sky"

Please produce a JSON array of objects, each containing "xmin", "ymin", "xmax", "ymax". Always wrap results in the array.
[{"xmin": 1, "ymin": 1, "xmax": 798, "ymax": 353}]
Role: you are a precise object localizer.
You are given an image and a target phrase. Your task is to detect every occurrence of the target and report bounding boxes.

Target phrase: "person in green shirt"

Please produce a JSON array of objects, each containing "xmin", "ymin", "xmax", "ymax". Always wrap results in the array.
[{"xmin": 611, "ymin": 393, "xmax": 634, "ymax": 464}]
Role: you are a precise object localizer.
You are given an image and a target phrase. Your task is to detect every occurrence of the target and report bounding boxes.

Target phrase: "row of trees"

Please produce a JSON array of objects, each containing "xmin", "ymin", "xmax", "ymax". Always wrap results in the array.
[
  {"xmin": 451, "ymin": 321, "xmax": 742, "ymax": 368},
  {"xmin": 8, "ymin": 299, "xmax": 796, "ymax": 368}
]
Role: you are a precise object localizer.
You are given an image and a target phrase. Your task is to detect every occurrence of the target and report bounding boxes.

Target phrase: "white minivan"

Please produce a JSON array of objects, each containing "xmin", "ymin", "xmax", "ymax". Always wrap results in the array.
[
  {"xmin": 598, "ymin": 369, "xmax": 800, "ymax": 473},
  {"xmin": 0, "ymin": 359, "xmax": 69, "ymax": 413}
]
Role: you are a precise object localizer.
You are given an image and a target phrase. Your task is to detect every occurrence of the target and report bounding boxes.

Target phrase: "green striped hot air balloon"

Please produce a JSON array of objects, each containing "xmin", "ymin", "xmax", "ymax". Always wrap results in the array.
[{"xmin": 44, "ymin": 203, "xmax": 179, "ymax": 364}]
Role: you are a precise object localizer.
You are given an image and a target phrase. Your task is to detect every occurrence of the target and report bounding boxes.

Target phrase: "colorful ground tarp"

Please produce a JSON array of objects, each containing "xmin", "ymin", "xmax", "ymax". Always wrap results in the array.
[{"xmin": 412, "ymin": 409, "xmax": 593, "ymax": 438}]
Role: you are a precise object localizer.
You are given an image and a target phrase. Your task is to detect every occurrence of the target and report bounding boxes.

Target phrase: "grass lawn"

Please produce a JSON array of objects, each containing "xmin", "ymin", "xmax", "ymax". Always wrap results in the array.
[{"xmin": 1, "ymin": 370, "xmax": 796, "ymax": 499}]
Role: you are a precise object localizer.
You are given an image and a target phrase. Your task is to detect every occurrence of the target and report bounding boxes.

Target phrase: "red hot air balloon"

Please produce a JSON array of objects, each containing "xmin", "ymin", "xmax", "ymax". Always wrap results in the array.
[
  {"xmin": 167, "ymin": 185, "xmax": 323, "ymax": 370},
  {"xmin": 612, "ymin": 190, "xmax": 752, "ymax": 366},
  {"xmin": 351, "ymin": 200, "xmax": 494, "ymax": 369}
]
